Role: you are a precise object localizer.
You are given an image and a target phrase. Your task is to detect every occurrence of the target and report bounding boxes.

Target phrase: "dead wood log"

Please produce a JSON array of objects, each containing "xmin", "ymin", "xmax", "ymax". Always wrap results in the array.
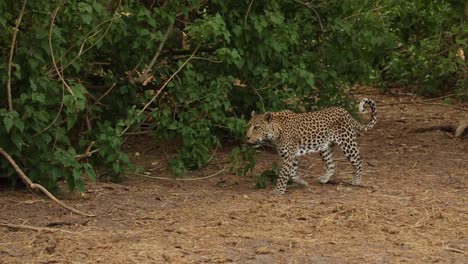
[{"xmin": 411, "ymin": 121, "xmax": 468, "ymax": 138}]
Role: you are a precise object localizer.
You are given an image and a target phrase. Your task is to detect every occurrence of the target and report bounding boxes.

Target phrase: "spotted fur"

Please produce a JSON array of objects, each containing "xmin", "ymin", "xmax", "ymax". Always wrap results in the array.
[{"xmin": 246, "ymin": 98, "xmax": 377, "ymax": 195}]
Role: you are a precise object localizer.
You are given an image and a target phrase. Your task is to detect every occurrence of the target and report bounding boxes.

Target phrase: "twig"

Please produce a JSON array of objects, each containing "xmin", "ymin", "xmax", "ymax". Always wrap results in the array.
[
  {"xmin": 422, "ymin": 91, "xmax": 468, "ymax": 102},
  {"xmin": 121, "ymin": 46, "xmax": 200, "ymax": 136},
  {"xmin": 128, "ymin": 168, "xmax": 227, "ymax": 181},
  {"xmin": 190, "ymin": 56, "xmax": 222, "ymax": 63},
  {"xmin": 96, "ymin": 83, "xmax": 117, "ymax": 101},
  {"xmin": 7, "ymin": 0, "xmax": 28, "ymax": 112},
  {"xmin": 51, "ymin": 16, "xmax": 118, "ymax": 76},
  {"xmin": 135, "ymin": 23, "xmax": 174, "ymax": 84},
  {"xmin": 251, "ymin": 87, "xmax": 265, "ymax": 112},
  {"xmin": 294, "ymin": 0, "xmax": 324, "ymax": 32},
  {"xmin": 61, "ymin": 14, "xmax": 117, "ymax": 72},
  {"xmin": 75, "ymin": 141, "xmax": 100, "ymax": 161},
  {"xmin": 341, "ymin": 6, "xmax": 384, "ymax": 22},
  {"xmin": 0, "ymin": 147, "xmax": 95, "ymax": 217},
  {"xmin": 445, "ymin": 247, "xmax": 466, "ymax": 255},
  {"xmin": 123, "ymin": 110, "xmax": 153, "ymax": 143},
  {"xmin": 32, "ymin": 83, "xmax": 65, "ymax": 137},
  {"xmin": 245, "ymin": 0, "xmax": 255, "ymax": 27},
  {"xmin": 123, "ymin": 130, "xmax": 154, "ymax": 136},
  {"xmin": 0, "ymin": 222, "xmax": 74, "ymax": 234},
  {"xmin": 338, "ymin": 180, "xmax": 374, "ymax": 189},
  {"xmin": 49, "ymin": 7, "xmax": 76, "ymax": 99}
]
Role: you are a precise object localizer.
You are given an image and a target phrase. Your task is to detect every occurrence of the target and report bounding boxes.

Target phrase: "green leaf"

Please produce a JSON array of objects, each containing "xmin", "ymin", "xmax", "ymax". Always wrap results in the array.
[
  {"xmin": 84, "ymin": 164, "xmax": 97, "ymax": 181},
  {"xmin": 75, "ymin": 180, "xmax": 85, "ymax": 192},
  {"xmin": 3, "ymin": 117, "xmax": 13, "ymax": 133},
  {"xmin": 67, "ymin": 114, "xmax": 77, "ymax": 131},
  {"xmin": 14, "ymin": 119, "xmax": 25, "ymax": 133},
  {"xmin": 92, "ymin": 2, "xmax": 104, "ymax": 13},
  {"xmin": 10, "ymin": 132, "xmax": 22, "ymax": 149},
  {"xmin": 82, "ymin": 14, "xmax": 93, "ymax": 24}
]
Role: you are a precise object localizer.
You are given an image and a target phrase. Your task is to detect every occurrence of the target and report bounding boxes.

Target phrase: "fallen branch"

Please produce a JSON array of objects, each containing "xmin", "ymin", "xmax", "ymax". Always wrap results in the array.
[
  {"xmin": 410, "ymin": 121, "xmax": 468, "ymax": 139},
  {"xmin": 7, "ymin": 0, "xmax": 28, "ymax": 112},
  {"xmin": 0, "ymin": 222, "xmax": 74, "ymax": 234},
  {"xmin": 0, "ymin": 147, "xmax": 95, "ymax": 217}
]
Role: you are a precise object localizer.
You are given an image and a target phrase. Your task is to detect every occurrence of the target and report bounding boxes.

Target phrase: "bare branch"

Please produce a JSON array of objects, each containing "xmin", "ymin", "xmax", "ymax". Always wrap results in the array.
[
  {"xmin": 294, "ymin": 0, "xmax": 324, "ymax": 33},
  {"xmin": 49, "ymin": 7, "xmax": 76, "ymax": 99},
  {"xmin": 75, "ymin": 141, "xmax": 100, "ymax": 161},
  {"xmin": 96, "ymin": 83, "xmax": 117, "ymax": 101},
  {"xmin": 134, "ymin": 23, "xmax": 175, "ymax": 84},
  {"xmin": 245, "ymin": 0, "xmax": 255, "ymax": 27},
  {"xmin": 7, "ymin": 0, "xmax": 28, "ymax": 112}
]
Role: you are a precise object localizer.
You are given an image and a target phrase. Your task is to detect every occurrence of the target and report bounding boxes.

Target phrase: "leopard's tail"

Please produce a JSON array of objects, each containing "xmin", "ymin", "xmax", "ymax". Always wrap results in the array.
[{"xmin": 355, "ymin": 98, "xmax": 377, "ymax": 132}]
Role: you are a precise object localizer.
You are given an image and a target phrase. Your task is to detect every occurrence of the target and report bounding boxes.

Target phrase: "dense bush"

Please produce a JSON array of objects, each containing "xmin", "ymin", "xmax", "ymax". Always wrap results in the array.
[
  {"xmin": 0, "ymin": 0, "xmax": 466, "ymax": 191},
  {"xmin": 376, "ymin": 0, "xmax": 467, "ymax": 96}
]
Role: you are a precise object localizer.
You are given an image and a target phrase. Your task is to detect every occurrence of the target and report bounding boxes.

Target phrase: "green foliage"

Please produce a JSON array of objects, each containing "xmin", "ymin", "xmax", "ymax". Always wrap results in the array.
[
  {"xmin": 255, "ymin": 161, "xmax": 299, "ymax": 189},
  {"xmin": 229, "ymin": 144, "xmax": 256, "ymax": 176},
  {"xmin": 255, "ymin": 162, "xmax": 280, "ymax": 189},
  {"xmin": 375, "ymin": 0, "xmax": 467, "ymax": 96},
  {"xmin": 1, "ymin": 0, "xmax": 465, "ymax": 191}
]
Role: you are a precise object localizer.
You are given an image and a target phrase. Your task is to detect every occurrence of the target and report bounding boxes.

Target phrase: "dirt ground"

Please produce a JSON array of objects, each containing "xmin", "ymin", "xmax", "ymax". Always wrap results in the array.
[{"xmin": 1, "ymin": 87, "xmax": 467, "ymax": 264}]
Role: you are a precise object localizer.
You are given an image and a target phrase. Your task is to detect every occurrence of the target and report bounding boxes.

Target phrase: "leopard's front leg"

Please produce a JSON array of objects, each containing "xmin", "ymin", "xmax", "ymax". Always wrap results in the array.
[{"xmin": 272, "ymin": 155, "xmax": 295, "ymax": 195}]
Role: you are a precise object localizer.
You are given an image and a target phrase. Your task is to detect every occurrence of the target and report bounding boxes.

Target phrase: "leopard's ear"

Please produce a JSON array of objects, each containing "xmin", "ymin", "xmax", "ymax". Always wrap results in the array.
[
  {"xmin": 251, "ymin": 110, "xmax": 256, "ymax": 117},
  {"xmin": 264, "ymin": 112, "xmax": 273, "ymax": 123}
]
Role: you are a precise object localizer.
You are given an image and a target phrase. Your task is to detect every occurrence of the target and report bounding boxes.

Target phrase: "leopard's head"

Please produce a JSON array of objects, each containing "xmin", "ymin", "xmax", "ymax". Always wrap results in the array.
[{"xmin": 246, "ymin": 111, "xmax": 280, "ymax": 146}]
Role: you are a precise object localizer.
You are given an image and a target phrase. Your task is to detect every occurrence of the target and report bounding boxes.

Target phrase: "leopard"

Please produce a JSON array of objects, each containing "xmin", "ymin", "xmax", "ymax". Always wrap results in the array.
[{"xmin": 246, "ymin": 98, "xmax": 377, "ymax": 195}]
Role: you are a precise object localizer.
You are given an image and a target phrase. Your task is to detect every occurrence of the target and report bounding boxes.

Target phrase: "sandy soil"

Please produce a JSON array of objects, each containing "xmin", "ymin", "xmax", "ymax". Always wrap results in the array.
[{"xmin": 1, "ymin": 87, "xmax": 467, "ymax": 264}]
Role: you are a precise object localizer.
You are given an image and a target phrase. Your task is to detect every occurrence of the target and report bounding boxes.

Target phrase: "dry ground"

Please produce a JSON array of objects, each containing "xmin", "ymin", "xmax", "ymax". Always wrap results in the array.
[{"xmin": 1, "ymin": 87, "xmax": 467, "ymax": 264}]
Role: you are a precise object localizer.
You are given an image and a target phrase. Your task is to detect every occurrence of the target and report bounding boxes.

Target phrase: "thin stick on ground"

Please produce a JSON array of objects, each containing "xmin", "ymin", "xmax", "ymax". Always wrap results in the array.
[
  {"xmin": 421, "ymin": 91, "xmax": 468, "ymax": 102},
  {"xmin": 128, "ymin": 167, "xmax": 227, "ymax": 181},
  {"xmin": 445, "ymin": 247, "xmax": 466, "ymax": 255},
  {"xmin": 0, "ymin": 222, "xmax": 75, "ymax": 234},
  {"xmin": 7, "ymin": 0, "xmax": 28, "ymax": 112},
  {"xmin": 0, "ymin": 147, "xmax": 95, "ymax": 217},
  {"xmin": 415, "ymin": 101, "xmax": 468, "ymax": 112},
  {"xmin": 380, "ymin": 97, "xmax": 468, "ymax": 112}
]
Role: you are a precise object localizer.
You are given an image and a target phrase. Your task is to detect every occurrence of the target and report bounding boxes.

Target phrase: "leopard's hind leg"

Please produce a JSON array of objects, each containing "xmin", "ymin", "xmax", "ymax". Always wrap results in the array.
[
  {"xmin": 319, "ymin": 143, "xmax": 336, "ymax": 184},
  {"xmin": 338, "ymin": 136, "xmax": 363, "ymax": 185}
]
